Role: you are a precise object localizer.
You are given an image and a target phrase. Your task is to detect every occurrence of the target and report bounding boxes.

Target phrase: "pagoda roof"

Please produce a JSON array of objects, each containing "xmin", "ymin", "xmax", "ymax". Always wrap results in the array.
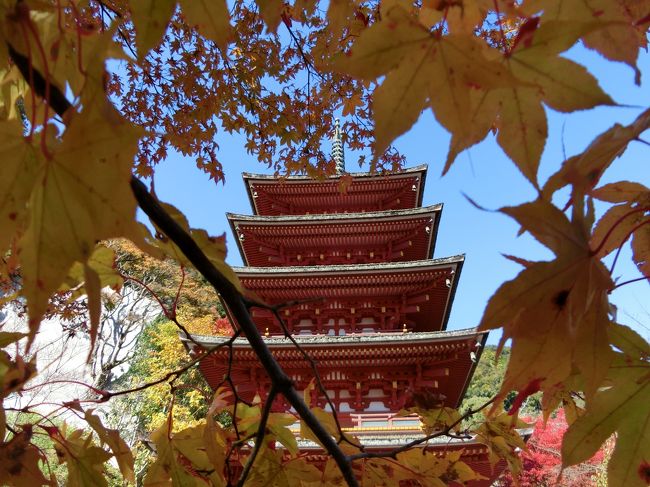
[
  {"xmin": 189, "ymin": 327, "xmax": 483, "ymax": 349},
  {"xmin": 233, "ymin": 256, "xmax": 463, "ymax": 332},
  {"xmin": 243, "ymin": 165, "xmax": 428, "ymax": 216},
  {"xmin": 228, "ymin": 205, "xmax": 443, "ymax": 267}
]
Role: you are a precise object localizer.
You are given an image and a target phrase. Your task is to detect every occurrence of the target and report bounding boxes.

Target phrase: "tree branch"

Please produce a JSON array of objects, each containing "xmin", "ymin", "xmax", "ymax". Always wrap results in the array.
[{"xmin": 130, "ymin": 177, "xmax": 359, "ymax": 486}]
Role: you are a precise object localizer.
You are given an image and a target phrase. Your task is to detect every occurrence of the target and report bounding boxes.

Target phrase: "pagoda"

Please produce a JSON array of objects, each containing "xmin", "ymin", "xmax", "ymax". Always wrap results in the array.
[{"xmin": 187, "ymin": 122, "xmax": 511, "ymax": 484}]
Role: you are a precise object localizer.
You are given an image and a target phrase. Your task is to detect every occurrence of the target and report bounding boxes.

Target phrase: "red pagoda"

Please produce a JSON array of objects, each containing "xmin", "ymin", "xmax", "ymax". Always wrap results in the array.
[{"xmin": 187, "ymin": 125, "xmax": 511, "ymax": 484}]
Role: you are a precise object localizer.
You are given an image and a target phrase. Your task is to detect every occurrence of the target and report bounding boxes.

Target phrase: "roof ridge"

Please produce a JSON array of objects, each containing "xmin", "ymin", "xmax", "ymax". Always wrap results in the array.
[
  {"xmin": 242, "ymin": 164, "xmax": 428, "ymax": 180},
  {"xmin": 233, "ymin": 255, "xmax": 464, "ymax": 274},
  {"xmin": 226, "ymin": 204, "xmax": 442, "ymax": 222}
]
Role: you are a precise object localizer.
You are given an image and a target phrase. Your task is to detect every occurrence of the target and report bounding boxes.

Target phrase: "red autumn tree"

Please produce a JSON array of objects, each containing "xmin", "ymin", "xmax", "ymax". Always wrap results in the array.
[{"xmin": 501, "ymin": 410, "xmax": 609, "ymax": 486}]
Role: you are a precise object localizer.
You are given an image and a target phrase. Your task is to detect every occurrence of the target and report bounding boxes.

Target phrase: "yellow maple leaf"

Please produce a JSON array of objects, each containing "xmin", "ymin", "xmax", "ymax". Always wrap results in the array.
[
  {"xmin": 334, "ymin": 5, "xmax": 520, "ymax": 161},
  {"xmin": 18, "ymin": 91, "xmax": 144, "ymax": 344},
  {"xmin": 85, "ymin": 410, "xmax": 135, "ymax": 484},
  {"xmin": 47, "ymin": 425, "xmax": 113, "ymax": 487},
  {"xmin": 479, "ymin": 198, "xmax": 614, "ymax": 401},
  {"xmin": 150, "ymin": 202, "xmax": 243, "ymax": 293},
  {"xmin": 527, "ymin": 0, "xmax": 645, "ymax": 82},
  {"xmin": 475, "ymin": 410, "xmax": 528, "ymax": 477},
  {"xmin": 562, "ymin": 353, "xmax": 650, "ymax": 487},
  {"xmin": 130, "ymin": 0, "xmax": 176, "ymax": 59},
  {"xmin": 180, "ymin": 0, "xmax": 232, "ymax": 48},
  {"xmin": 543, "ymin": 108, "xmax": 650, "ymax": 198},
  {"xmin": 0, "ymin": 120, "xmax": 40, "ymax": 252}
]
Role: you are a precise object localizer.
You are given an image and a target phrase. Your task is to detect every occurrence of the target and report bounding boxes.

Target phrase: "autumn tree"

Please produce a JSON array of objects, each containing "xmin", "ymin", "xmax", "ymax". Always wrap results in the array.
[
  {"xmin": 0, "ymin": 1, "xmax": 649, "ymax": 486},
  {"xmin": 499, "ymin": 409, "xmax": 612, "ymax": 486}
]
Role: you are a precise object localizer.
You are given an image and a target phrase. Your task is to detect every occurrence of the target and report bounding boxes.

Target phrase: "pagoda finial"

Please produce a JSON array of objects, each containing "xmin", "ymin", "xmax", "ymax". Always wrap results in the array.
[{"xmin": 331, "ymin": 118, "xmax": 345, "ymax": 174}]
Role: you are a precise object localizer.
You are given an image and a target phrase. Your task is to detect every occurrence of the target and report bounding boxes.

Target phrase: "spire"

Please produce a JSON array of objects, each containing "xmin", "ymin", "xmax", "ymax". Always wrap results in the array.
[{"xmin": 331, "ymin": 118, "xmax": 345, "ymax": 174}]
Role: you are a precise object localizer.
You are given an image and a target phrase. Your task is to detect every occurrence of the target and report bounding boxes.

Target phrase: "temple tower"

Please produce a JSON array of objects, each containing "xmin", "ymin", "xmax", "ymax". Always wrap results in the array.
[{"xmin": 188, "ymin": 160, "xmax": 514, "ymax": 484}]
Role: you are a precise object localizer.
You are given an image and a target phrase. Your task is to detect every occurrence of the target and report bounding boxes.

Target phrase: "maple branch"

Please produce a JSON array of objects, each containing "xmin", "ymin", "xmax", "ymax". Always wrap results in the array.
[
  {"xmin": 610, "ymin": 275, "xmax": 649, "ymax": 291},
  {"xmin": 100, "ymin": 333, "xmax": 239, "ymax": 401},
  {"xmin": 7, "ymin": 43, "xmax": 71, "ymax": 117},
  {"xmin": 236, "ymin": 386, "xmax": 278, "ymax": 487},
  {"xmin": 130, "ymin": 177, "xmax": 359, "ymax": 487}
]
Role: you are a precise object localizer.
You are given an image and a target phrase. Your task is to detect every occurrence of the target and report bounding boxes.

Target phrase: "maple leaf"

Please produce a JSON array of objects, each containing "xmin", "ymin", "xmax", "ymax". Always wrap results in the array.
[
  {"xmin": 179, "ymin": 0, "xmax": 232, "ymax": 48},
  {"xmin": 592, "ymin": 181, "xmax": 650, "ymax": 204},
  {"xmin": 507, "ymin": 21, "xmax": 614, "ymax": 112},
  {"xmin": 527, "ymin": 0, "xmax": 646, "ymax": 83},
  {"xmin": 63, "ymin": 245, "xmax": 123, "ymax": 299},
  {"xmin": 632, "ymin": 221, "xmax": 650, "ymax": 278},
  {"xmin": 246, "ymin": 448, "xmax": 323, "ymax": 486},
  {"xmin": 85, "ymin": 410, "xmax": 135, "ymax": 483},
  {"xmin": 46, "ymin": 425, "xmax": 113, "ymax": 487},
  {"xmin": 18, "ymin": 92, "xmax": 144, "ymax": 345},
  {"xmin": 590, "ymin": 203, "xmax": 649, "ymax": 258},
  {"xmin": 0, "ymin": 120, "xmax": 39, "ymax": 252},
  {"xmin": 608, "ymin": 322, "xmax": 650, "ymax": 362},
  {"xmin": 480, "ymin": 199, "xmax": 614, "ymax": 401},
  {"xmin": 334, "ymin": 5, "xmax": 520, "ymax": 161},
  {"xmin": 490, "ymin": 21, "xmax": 614, "ymax": 186},
  {"xmin": 236, "ymin": 402, "xmax": 298, "ymax": 455},
  {"xmin": 150, "ymin": 202, "xmax": 243, "ymax": 294},
  {"xmin": 130, "ymin": 0, "xmax": 176, "ymax": 59},
  {"xmin": 543, "ymin": 108, "xmax": 650, "ymax": 198},
  {"xmin": 391, "ymin": 448, "xmax": 485, "ymax": 487},
  {"xmin": 0, "ymin": 426, "xmax": 53, "ymax": 487},
  {"xmin": 255, "ymin": 0, "xmax": 285, "ymax": 33},
  {"xmin": 0, "ymin": 331, "xmax": 26, "ymax": 348},
  {"xmin": 145, "ymin": 413, "xmax": 224, "ymax": 486},
  {"xmin": 475, "ymin": 410, "xmax": 529, "ymax": 477},
  {"xmin": 562, "ymin": 353, "xmax": 650, "ymax": 487},
  {"xmin": 300, "ymin": 380, "xmax": 358, "ymax": 449}
]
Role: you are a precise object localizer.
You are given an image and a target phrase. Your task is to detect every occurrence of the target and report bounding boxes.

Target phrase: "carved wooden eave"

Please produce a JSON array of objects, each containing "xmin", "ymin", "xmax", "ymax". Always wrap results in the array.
[
  {"xmin": 228, "ymin": 205, "xmax": 443, "ymax": 267},
  {"xmin": 230, "ymin": 255, "xmax": 464, "ymax": 333},
  {"xmin": 243, "ymin": 165, "xmax": 428, "ymax": 216},
  {"xmin": 185, "ymin": 329, "xmax": 487, "ymax": 412}
]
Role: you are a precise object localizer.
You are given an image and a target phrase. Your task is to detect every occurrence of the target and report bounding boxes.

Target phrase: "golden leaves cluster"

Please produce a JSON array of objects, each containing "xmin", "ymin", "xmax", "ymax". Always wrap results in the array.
[{"xmin": 331, "ymin": 0, "xmax": 647, "ymax": 182}]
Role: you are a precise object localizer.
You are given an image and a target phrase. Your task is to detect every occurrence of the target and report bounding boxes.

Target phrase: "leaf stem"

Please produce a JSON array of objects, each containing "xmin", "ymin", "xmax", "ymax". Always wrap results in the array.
[{"xmin": 591, "ymin": 207, "xmax": 649, "ymax": 257}]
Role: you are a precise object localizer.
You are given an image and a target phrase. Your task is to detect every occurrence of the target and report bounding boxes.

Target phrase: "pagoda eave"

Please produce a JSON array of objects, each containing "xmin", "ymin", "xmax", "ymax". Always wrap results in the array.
[
  {"xmin": 231, "ymin": 256, "xmax": 464, "ymax": 333},
  {"xmin": 186, "ymin": 329, "xmax": 486, "ymax": 411},
  {"xmin": 228, "ymin": 205, "xmax": 443, "ymax": 266}
]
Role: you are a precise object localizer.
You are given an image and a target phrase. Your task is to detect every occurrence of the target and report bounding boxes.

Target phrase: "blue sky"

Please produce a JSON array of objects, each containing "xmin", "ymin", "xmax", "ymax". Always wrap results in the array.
[{"xmin": 151, "ymin": 46, "xmax": 650, "ymax": 344}]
